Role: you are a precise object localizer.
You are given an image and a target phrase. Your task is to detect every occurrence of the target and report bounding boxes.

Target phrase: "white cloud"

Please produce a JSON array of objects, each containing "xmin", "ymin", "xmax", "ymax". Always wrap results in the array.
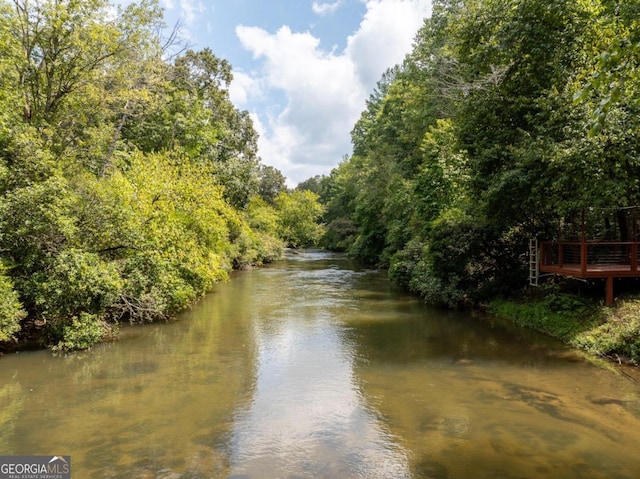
[
  {"xmin": 312, "ymin": 0, "xmax": 344, "ymax": 16},
  {"xmin": 229, "ymin": 70, "xmax": 264, "ymax": 106},
  {"xmin": 160, "ymin": 0, "xmax": 204, "ymax": 26},
  {"xmin": 236, "ymin": 0, "xmax": 432, "ymax": 185},
  {"xmin": 346, "ymin": 0, "xmax": 432, "ymax": 89}
]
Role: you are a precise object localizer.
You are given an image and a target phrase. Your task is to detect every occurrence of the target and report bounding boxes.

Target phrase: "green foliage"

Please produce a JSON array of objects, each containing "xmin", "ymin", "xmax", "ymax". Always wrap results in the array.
[
  {"xmin": 0, "ymin": 176, "xmax": 77, "ymax": 277},
  {"xmin": 259, "ymin": 165, "xmax": 288, "ymax": 204},
  {"xmin": 414, "ymin": 119, "xmax": 469, "ymax": 227},
  {"xmin": 490, "ymin": 287, "xmax": 595, "ymax": 341},
  {"xmin": 491, "ymin": 293, "xmax": 640, "ymax": 365},
  {"xmin": 29, "ymin": 249, "xmax": 122, "ymax": 320},
  {"xmin": 49, "ymin": 313, "xmax": 113, "ymax": 352},
  {"xmin": 314, "ymin": 0, "xmax": 640, "ymax": 350},
  {"xmin": 0, "ymin": 269, "xmax": 26, "ymax": 342},
  {"xmin": 417, "ymin": 209, "xmax": 490, "ymax": 305},
  {"xmin": 388, "ymin": 239, "xmax": 426, "ymax": 290},
  {"xmin": 573, "ymin": 306, "xmax": 640, "ymax": 364},
  {"xmin": 296, "ymin": 175, "xmax": 324, "ymax": 196},
  {"xmin": 212, "ymin": 155, "xmax": 260, "ymax": 209},
  {"xmin": 322, "ymin": 217, "xmax": 358, "ymax": 252},
  {"xmin": 0, "ymin": 0, "xmax": 292, "ymax": 351},
  {"xmin": 227, "ymin": 197, "xmax": 284, "ymax": 268},
  {"xmin": 318, "ymin": 161, "xmax": 359, "ymax": 251},
  {"xmin": 274, "ymin": 190, "xmax": 325, "ymax": 248},
  {"xmin": 118, "ymin": 46, "xmax": 262, "ymax": 209},
  {"xmin": 87, "ymin": 152, "xmax": 237, "ymax": 318},
  {"xmin": 573, "ymin": 1, "xmax": 640, "ymax": 134}
]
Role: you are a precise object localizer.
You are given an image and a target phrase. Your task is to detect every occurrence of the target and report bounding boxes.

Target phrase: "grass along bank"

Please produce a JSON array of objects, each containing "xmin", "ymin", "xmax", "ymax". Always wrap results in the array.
[{"xmin": 489, "ymin": 283, "xmax": 640, "ymax": 366}]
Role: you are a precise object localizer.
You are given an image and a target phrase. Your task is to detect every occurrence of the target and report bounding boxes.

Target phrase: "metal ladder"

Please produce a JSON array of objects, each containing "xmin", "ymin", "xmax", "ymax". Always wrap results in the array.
[{"xmin": 529, "ymin": 238, "xmax": 539, "ymax": 286}]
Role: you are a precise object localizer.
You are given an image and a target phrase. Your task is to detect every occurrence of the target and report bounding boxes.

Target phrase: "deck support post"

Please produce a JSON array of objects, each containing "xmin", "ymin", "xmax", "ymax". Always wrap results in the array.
[
  {"xmin": 634, "ymin": 209, "xmax": 638, "ymax": 273},
  {"xmin": 581, "ymin": 209, "xmax": 587, "ymax": 275},
  {"xmin": 606, "ymin": 276, "xmax": 614, "ymax": 306}
]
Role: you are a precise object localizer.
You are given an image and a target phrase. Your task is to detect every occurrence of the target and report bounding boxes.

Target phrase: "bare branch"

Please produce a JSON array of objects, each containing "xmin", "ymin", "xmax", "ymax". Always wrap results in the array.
[{"xmin": 159, "ymin": 18, "xmax": 192, "ymax": 62}]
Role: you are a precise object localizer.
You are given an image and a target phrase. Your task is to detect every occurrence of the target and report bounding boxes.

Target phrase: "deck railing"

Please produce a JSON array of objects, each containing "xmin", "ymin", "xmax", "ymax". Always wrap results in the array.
[{"xmin": 540, "ymin": 241, "xmax": 639, "ymax": 275}]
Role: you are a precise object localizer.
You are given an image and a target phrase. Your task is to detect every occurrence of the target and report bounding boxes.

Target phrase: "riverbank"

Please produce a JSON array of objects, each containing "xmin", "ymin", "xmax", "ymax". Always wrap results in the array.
[{"xmin": 489, "ymin": 284, "xmax": 640, "ymax": 366}]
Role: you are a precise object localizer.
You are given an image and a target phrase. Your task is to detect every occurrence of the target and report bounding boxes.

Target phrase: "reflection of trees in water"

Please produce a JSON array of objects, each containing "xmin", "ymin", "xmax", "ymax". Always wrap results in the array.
[
  {"xmin": 223, "ymin": 259, "xmax": 412, "ymax": 479},
  {"xmin": 346, "ymin": 298, "xmax": 573, "ymax": 366},
  {"xmin": 337, "ymin": 263, "xmax": 640, "ymax": 478},
  {"xmin": 0, "ymin": 280, "xmax": 259, "ymax": 478},
  {"xmin": 0, "ymin": 383, "xmax": 23, "ymax": 453},
  {"xmin": 353, "ymin": 340, "xmax": 640, "ymax": 478}
]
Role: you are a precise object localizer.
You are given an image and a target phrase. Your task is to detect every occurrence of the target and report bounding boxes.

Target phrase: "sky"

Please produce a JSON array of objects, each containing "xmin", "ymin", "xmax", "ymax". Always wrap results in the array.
[{"xmin": 137, "ymin": 0, "xmax": 433, "ymax": 185}]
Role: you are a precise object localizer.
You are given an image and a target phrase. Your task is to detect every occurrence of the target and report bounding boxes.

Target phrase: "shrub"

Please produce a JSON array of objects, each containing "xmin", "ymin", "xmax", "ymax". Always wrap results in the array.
[
  {"xmin": 425, "ymin": 208, "xmax": 527, "ymax": 305},
  {"xmin": 573, "ymin": 300, "xmax": 640, "ymax": 364},
  {"xmin": 0, "ymin": 271, "xmax": 26, "ymax": 342},
  {"xmin": 50, "ymin": 313, "xmax": 112, "ymax": 352},
  {"xmin": 389, "ymin": 240, "xmax": 425, "ymax": 289},
  {"xmin": 29, "ymin": 249, "xmax": 123, "ymax": 319}
]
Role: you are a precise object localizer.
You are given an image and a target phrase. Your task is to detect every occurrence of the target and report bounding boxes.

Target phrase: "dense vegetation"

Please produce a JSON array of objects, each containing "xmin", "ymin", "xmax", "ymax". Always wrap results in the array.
[
  {"xmin": 301, "ymin": 0, "xmax": 640, "ymax": 360},
  {"xmin": 0, "ymin": 0, "xmax": 323, "ymax": 351},
  {"xmin": 310, "ymin": 0, "xmax": 639, "ymax": 303}
]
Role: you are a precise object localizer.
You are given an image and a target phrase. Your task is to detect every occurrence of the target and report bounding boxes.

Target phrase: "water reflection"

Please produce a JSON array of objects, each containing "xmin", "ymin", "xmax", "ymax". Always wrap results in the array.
[
  {"xmin": 0, "ymin": 250, "xmax": 639, "ymax": 479},
  {"xmin": 0, "ymin": 285, "xmax": 259, "ymax": 478},
  {"xmin": 227, "ymin": 253, "xmax": 411, "ymax": 478},
  {"xmin": 347, "ymin": 291, "xmax": 640, "ymax": 479}
]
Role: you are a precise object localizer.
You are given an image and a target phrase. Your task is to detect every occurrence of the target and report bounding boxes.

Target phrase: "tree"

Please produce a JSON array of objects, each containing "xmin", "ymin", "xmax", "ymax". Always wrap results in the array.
[
  {"xmin": 274, "ymin": 190, "xmax": 325, "ymax": 248},
  {"xmin": 258, "ymin": 164, "xmax": 287, "ymax": 203},
  {"xmin": 121, "ymin": 48, "xmax": 262, "ymax": 208},
  {"xmin": 296, "ymin": 175, "xmax": 323, "ymax": 196},
  {"xmin": 574, "ymin": 0, "xmax": 640, "ymax": 133},
  {"xmin": 316, "ymin": 162, "xmax": 359, "ymax": 252},
  {"xmin": 322, "ymin": 0, "xmax": 640, "ymax": 306},
  {"xmin": 5, "ymin": 0, "xmax": 163, "ymax": 124},
  {"xmin": 0, "ymin": 270, "xmax": 26, "ymax": 342},
  {"xmin": 0, "ymin": 0, "xmax": 284, "ymax": 350}
]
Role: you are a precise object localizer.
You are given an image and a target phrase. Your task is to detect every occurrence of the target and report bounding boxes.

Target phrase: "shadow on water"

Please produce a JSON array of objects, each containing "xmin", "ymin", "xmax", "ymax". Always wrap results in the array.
[{"xmin": 1, "ymin": 249, "xmax": 640, "ymax": 478}]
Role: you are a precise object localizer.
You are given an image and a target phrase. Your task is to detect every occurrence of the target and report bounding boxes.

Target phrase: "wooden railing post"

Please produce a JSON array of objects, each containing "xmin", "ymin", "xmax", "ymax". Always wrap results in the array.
[
  {"xmin": 633, "ymin": 241, "xmax": 638, "ymax": 273},
  {"xmin": 558, "ymin": 243, "xmax": 564, "ymax": 268}
]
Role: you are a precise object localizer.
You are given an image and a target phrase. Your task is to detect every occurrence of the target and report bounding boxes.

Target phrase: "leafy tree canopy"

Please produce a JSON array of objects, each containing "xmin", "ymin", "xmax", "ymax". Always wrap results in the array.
[
  {"xmin": 312, "ymin": 0, "xmax": 640, "ymax": 306},
  {"xmin": 0, "ymin": 0, "xmax": 305, "ymax": 350}
]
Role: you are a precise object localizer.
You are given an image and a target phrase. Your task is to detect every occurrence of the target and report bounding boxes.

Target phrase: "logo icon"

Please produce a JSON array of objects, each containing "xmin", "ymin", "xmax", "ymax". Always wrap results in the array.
[{"xmin": 0, "ymin": 455, "xmax": 71, "ymax": 479}]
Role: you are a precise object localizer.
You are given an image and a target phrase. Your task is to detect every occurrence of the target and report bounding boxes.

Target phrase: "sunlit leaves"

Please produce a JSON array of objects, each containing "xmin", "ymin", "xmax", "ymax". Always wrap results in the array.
[
  {"xmin": 274, "ymin": 190, "xmax": 325, "ymax": 248},
  {"xmin": 0, "ymin": 270, "xmax": 25, "ymax": 342},
  {"xmin": 7, "ymin": 0, "xmax": 149, "ymax": 123},
  {"xmin": 88, "ymin": 152, "xmax": 235, "ymax": 315},
  {"xmin": 573, "ymin": 1, "xmax": 640, "ymax": 134},
  {"xmin": 0, "ymin": 0, "xmax": 286, "ymax": 350}
]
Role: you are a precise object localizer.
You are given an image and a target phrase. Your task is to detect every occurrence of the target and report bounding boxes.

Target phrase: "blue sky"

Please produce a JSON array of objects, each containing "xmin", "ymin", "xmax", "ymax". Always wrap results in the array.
[{"xmin": 136, "ymin": 0, "xmax": 433, "ymax": 184}]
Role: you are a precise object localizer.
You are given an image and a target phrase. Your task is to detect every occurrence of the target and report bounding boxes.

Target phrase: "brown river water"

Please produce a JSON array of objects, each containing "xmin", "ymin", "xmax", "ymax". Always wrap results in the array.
[{"xmin": 1, "ymin": 250, "xmax": 640, "ymax": 478}]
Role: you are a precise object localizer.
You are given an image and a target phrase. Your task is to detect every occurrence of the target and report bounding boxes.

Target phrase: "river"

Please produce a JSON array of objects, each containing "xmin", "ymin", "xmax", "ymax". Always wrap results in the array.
[{"xmin": 1, "ymin": 250, "xmax": 640, "ymax": 478}]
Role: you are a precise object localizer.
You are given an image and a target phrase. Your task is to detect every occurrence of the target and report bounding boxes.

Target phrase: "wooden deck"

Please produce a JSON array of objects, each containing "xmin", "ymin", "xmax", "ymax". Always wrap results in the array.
[{"xmin": 539, "ymin": 241, "xmax": 640, "ymax": 305}]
